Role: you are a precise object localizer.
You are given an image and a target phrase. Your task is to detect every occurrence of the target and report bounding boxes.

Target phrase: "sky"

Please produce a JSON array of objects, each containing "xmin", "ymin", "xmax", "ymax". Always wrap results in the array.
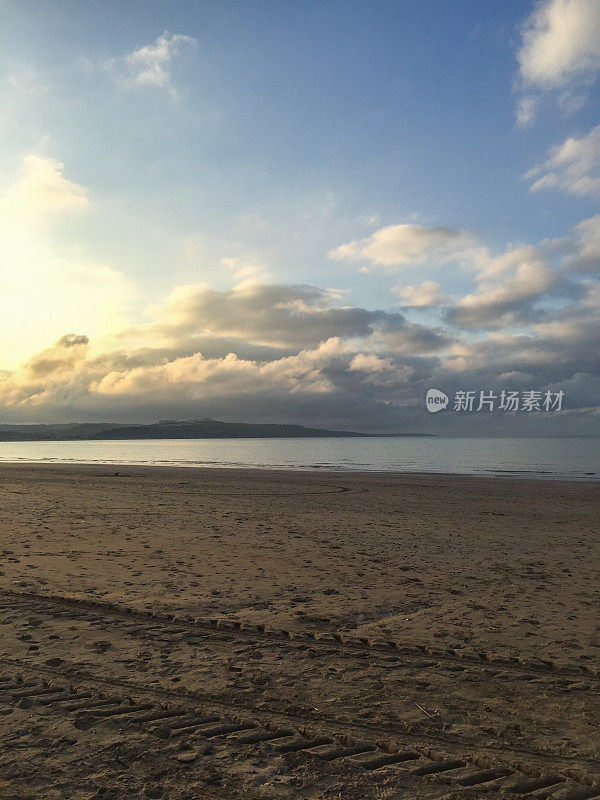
[{"xmin": 0, "ymin": 0, "xmax": 598, "ymax": 434}]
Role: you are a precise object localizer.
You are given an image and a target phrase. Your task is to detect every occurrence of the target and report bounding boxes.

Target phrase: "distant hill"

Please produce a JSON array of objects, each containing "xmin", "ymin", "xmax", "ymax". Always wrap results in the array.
[{"xmin": 0, "ymin": 419, "xmax": 432, "ymax": 441}]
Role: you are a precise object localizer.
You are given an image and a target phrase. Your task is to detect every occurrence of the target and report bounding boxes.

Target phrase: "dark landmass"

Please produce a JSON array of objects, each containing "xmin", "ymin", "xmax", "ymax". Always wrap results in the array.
[{"xmin": 0, "ymin": 419, "xmax": 433, "ymax": 441}]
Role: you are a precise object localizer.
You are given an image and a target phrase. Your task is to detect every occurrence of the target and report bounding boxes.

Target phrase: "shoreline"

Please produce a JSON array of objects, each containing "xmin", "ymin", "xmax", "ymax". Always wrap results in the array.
[{"xmin": 0, "ymin": 458, "xmax": 597, "ymax": 482}]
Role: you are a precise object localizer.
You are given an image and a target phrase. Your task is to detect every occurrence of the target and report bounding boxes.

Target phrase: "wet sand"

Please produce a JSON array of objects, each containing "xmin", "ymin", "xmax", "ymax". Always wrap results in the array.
[{"xmin": 0, "ymin": 464, "xmax": 598, "ymax": 799}]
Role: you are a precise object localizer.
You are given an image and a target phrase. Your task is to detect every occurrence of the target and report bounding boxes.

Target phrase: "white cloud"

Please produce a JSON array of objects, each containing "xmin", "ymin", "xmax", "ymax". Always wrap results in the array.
[
  {"xmin": 106, "ymin": 31, "xmax": 197, "ymax": 99},
  {"xmin": 329, "ymin": 223, "xmax": 485, "ymax": 270},
  {"xmin": 516, "ymin": 0, "xmax": 600, "ymax": 123},
  {"xmin": 450, "ymin": 246, "xmax": 557, "ymax": 328},
  {"xmin": 518, "ymin": 0, "xmax": 600, "ymax": 87},
  {"xmin": 392, "ymin": 281, "xmax": 450, "ymax": 308},
  {"xmin": 525, "ymin": 124, "xmax": 600, "ymax": 197}
]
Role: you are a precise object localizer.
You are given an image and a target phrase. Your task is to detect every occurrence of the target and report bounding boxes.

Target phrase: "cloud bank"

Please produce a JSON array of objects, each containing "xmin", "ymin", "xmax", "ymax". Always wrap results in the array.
[{"xmin": 1, "ymin": 260, "xmax": 597, "ymax": 434}]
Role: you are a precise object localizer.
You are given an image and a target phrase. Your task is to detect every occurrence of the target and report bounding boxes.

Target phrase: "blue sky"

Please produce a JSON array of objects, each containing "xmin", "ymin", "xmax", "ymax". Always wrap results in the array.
[{"xmin": 0, "ymin": 0, "xmax": 598, "ymax": 432}]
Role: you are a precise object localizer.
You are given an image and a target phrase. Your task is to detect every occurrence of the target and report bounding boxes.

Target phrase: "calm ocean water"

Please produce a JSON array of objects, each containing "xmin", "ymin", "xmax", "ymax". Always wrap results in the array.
[{"xmin": 0, "ymin": 437, "xmax": 597, "ymax": 480}]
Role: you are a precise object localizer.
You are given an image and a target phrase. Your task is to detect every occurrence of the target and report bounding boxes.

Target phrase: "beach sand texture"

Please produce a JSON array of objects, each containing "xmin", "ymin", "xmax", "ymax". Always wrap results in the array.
[{"xmin": 0, "ymin": 464, "xmax": 598, "ymax": 799}]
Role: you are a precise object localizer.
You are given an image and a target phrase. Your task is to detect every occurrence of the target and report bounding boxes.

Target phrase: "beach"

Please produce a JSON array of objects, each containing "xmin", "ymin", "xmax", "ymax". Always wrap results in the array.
[{"xmin": 0, "ymin": 463, "xmax": 598, "ymax": 799}]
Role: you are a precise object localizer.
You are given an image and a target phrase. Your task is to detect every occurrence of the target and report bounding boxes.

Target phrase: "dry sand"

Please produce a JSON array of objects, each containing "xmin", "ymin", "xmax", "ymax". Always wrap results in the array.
[{"xmin": 0, "ymin": 463, "xmax": 598, "ymax": 799}]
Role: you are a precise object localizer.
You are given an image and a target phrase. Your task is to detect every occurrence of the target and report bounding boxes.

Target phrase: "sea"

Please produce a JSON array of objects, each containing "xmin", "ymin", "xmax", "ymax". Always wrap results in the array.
[{"xmin": 0, "ymin": 437, "xmax": 597, "ymax": 480}]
